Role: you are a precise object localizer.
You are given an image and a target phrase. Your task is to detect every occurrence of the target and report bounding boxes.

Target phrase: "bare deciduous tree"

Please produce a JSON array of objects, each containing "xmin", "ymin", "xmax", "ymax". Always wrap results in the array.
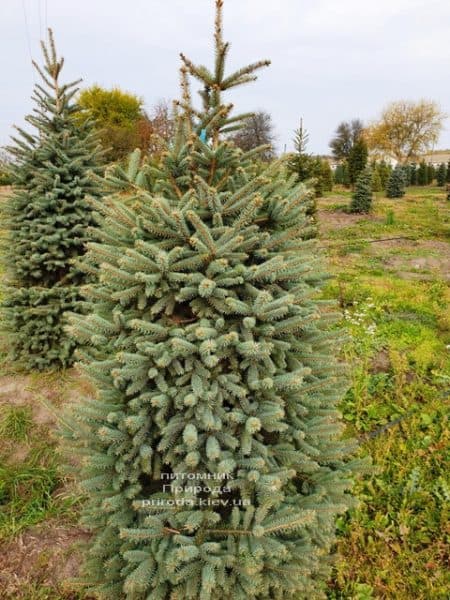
[
  {"xmin": 144, "ymin": 99, "xmax": 174, "ymax": 157},
  {"xmin": 231, "ymin": 110, "xmax": 276, "ymax": 160}
]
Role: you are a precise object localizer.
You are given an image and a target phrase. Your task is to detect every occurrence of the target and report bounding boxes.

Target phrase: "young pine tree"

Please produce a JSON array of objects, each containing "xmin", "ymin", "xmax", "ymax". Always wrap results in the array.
[
  {"xmin": 63, "ymin": 3, "xmax": 362, "ymax": 598},
  {"xmin": 386, "ymin": 165, "xmax": 405, "ymax": 198},
  {"xmin": 350, "ymin": 167, "xmax": 373, "ymax": 213},
  {"xmin": 1, "ymin": 30, "xmax": 103, "ymax": 369},
  {"xmin": 436, "ymin": 163, "xmax": 446, "ymax": 186},
  {"xmin": 427, "ymin": 164, "xmax": 435, "ymax": 185},
  {"xmin": 447, "ymin": 160, "xmax": 450, "ymax": 183}
]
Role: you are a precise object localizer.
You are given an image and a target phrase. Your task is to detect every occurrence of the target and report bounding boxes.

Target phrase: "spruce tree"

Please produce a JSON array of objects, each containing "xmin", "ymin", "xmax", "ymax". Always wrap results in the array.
[
  {"xmin": 436, "ymin": 163, "xmax": 447, "ymax": 186},
  {"xmin": 377, "ymin": 160, "xmax": 391, "ymax": 189},
  {"xmin": 386, "ymin": 165, "xmax": 405, "ymax": 198},
  {"xmin": 417, "ymin": 161, "xmax": 427, "ymax": 185},
  {"xmin": 350, "ymin": 168, "xmax": 373, "ymax": 212},
  {"xmin": 288, "ymin": 120, "xmax": 313, "ymax": 183},
  {"xmin": 342, "ymin": 160, "xmax": 350, "ymax": 187},
  {"xmin": 1, "ymin": 30, "xmax": 103, "ymax": 369},
  {"xmin": 371, "ymin": 168, "xmax": 382, "ymax": 192},
  {"xmin": 333, "ymin": 164, "xmax": 344, "ymax": 185},
  {"xmin": 447, "ymin": 160, "xmax": 450, "ymax": 183},
  {"xmin": 401, "ymin": 165, "xmax": 410, "ymax": 188},
  {"xmin": 402, "ymin": 164, "xmax": 412, "ymax": 186},
  {"xmin": 410, "ymin": 163, "xmax": 418, "ymax": 186},
  {"xmin": 320, "ymin": 159, "xmax": 333, "ymax": 192},
  {"xmin": 347, "ymin": 137, "xmax": 368, "ymax": 186},
  {"xmin": 427, "ymin": 164, "xmax": 435, "ymax": 184},
  {"xmin": 288, "ymin": 121, "xmax": 327, "ymax": 200},
  {"xmin": 63, "ymin": 3, "xmax": 361, "ymax": 598}
]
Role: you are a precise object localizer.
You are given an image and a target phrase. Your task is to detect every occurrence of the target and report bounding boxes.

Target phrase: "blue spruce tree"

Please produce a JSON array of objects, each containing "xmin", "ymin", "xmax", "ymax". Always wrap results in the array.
[
  {"xmin": 63, "ymin": 2, "xmax": 363, "ymax": 598},
  {"xmin": 436, "ymin": 163, "xmax": 446, "ymax": 187},
  {"xmin": 386, "ymin": 166, "xmax": 406, "ymax": 198},
  {"xmin": 350, "ymin": 168, "xmax": 373, "ymax": 213},
  {"xmin": 1, "ymin": 30, "xmax": 103, "ymax": 369}
]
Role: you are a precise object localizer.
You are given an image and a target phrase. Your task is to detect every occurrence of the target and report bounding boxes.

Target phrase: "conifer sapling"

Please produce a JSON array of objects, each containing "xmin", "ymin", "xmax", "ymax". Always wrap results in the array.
[
  {"xmin": 1, "ymin": 30, "xmax": 103, "ymax": 370},
  {"xmin": 386, "ymin": 165, "xmax": 406, "ymax": 198},
  {"xmin": 436, "ymin": 163, "xmax": 446, "ymax": 187},
  {"xmin": 63, "ymin": 3, "xmax": 362, "ymax": 598},
  {"xmin": 350, "ymin": 167, "xmax": 373, "ymax": 213}
]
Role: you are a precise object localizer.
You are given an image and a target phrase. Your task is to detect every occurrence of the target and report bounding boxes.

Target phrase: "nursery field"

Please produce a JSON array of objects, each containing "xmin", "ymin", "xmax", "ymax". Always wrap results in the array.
[{"xmin": 0, "ymin": 185, "xmax": 448, "ymax": 599}]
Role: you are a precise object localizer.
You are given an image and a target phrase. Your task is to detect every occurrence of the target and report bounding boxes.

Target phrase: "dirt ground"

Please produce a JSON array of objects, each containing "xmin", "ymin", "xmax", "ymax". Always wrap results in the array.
[
  {"xmin": 318, "ymin": 207, "xmax": 450, "ymax": 281},
  {"xmin": 0, "ymin": 521, "xmax": 91, "ymax": 598},
  {"xmin": 0, "ymin": 369, "xmax": 95, "ymax": 598}
]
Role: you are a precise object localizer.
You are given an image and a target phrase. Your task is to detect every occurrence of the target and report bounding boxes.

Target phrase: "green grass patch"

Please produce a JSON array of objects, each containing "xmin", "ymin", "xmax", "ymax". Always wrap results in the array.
[
  {"xmin": 0, "ymin": 405, "xmax": 33, "ymax": 440},
  {"xmin": 320, "ymin": 187, "xmax": 450, "ymax": 599},
  {"xmin": 0, "ymin": 443, "xmax": 82, "ymax": 541}
]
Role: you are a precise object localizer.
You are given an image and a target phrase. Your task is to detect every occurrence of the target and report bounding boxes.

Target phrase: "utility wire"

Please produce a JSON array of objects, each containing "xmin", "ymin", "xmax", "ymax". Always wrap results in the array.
[
  {"xmin": 21, "ymin": 0, "xmax": 33, "ymax": 62},
  {"xmin": 38, "ymin": 0, "xmax": 42, "ymax": 38}
]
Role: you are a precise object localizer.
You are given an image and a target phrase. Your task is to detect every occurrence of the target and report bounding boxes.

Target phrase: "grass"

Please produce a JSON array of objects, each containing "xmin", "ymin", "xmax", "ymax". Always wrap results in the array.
[
  {"xmin": 0, "ymin": 405, "xmax": 33, "ymax": 440},
  {"xmin": 321, "ymin": 186, "xmax": 449, "ymax": 599},
  {"xmin": 0, "ymin": 184, "xmax": 448, "ymax": 598},
  {"xmin": 0, "ymin": 428, "xmax": 82, "ymax": 541}
]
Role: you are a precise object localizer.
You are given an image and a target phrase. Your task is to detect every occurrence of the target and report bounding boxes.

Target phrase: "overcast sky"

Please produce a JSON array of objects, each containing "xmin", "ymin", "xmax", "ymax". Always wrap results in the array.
[{"xmin": 1, "ymin": 0, "xmax": 450, "ymax": 154}]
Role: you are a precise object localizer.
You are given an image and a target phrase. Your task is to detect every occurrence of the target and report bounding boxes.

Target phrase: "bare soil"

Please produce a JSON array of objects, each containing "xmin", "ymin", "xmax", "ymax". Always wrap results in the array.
[{"xmin": 0, "ymin": 520, "xmax": 91, "ymax": 598}]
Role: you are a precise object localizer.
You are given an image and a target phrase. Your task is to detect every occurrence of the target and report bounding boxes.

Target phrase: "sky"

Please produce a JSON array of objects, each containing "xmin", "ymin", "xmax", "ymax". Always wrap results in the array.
[{"xmin": 1, "ymin": 0, "xmax": 450, "ymax": 155}]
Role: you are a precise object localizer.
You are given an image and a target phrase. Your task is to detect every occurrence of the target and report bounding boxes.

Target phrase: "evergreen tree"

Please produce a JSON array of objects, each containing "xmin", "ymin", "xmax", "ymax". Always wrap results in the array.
[
  {"xmin": 377, "ymin": 160, "xmax": 391, "ymax": 189},
  {"xmin": 426, "ymin": 164, "xmax": 435, "ymax": 185},
  {"xmin": 0, "ymin": 150, "xmax": 13, "ymax": 185},
  {"xmin": 401, "ymin": 165, "xmax": 411, "ymax": 188},
  {"xmin": 371, "ymin": 168, "xmax": 382, "ymax": 192},
  {"xmin": 347, "ymin": 137, "xmax": 368, "ymax": 185},
  {"xmin": 386, "ymin": 165, "xmax": 406, "ymax": 198},
  {"xmin": 350, "ymin": 168, "xmax": 373, "ymax": 213},
  {"xmin": 288, "ymin": 119, "xmax": 312, "ymax": 182},
  {"xmin": 288, "ymin": 122, "xmax": 329, "ymax": 200},
  {"xmin": 417, "ymin": 161, "xmax": 427, "ymax": 185},
  {"xmin": 320, "ymin": 159, "xmax": 333, "ymax": 192},
  {"xmin": 1, "ymin": 30, "xmax": 103, "ymax": 369},
  {"xmin": 333, "ymin": 164, "xmax": 344, "ymax": 185},
  {"xmin": 63, "ymin": 3, "xmax": 361, "ymax": 598},
  {"xmin": 410, "ymin": 163, "xmax": 418, "ymax": 186},
  {"xmin": 310, "ymin": 157, "xmax": 325, "ymax": 198},
  {"xmin": 447, "ymin": 160, "xmax": 450, "ymax": 183},
  {"xmin": 401, "ymin": 164, "xmax": 412, "ymax": 186},
  {"xmin": 342, "ymin": 160, "xmax": 350, "ymax": 187},
  {"xmin": 436, "ymin": 163, "xmax": 447, "ymax": 186}
]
